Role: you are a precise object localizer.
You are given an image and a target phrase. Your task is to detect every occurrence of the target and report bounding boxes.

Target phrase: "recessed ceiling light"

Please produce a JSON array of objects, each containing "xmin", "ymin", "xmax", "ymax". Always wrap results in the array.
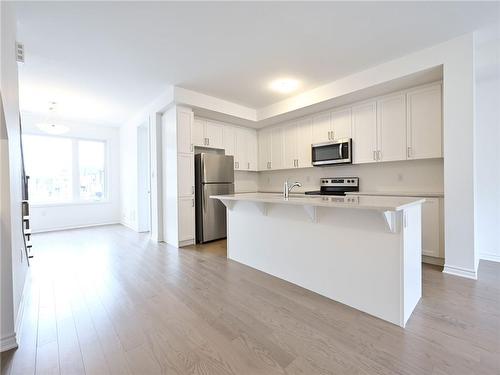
[{"xmin": 269, "ymin": 78, "xmax": 300, "ymax": 94}]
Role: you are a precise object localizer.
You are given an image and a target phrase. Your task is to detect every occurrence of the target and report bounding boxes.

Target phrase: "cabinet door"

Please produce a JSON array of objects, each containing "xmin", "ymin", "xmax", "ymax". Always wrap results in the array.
[
  {"xmin": 192, "ymin": 118, "xmax": 206, "ymax": 147},
  {"xmin": 283, "ymin": 123, "xmax": 298, "ymax": 169},
  {"xmin": 177, "ymin": 108, "xmax": 194, "ymax": 154},
  {"xmin": 407, "ymin": 84, "xmax": 442, "ymax": 159},
  {"xmin": 311, "ymin": 112, "xmax": 331, "ymax": 144},
  {"xmin": 258, "ymin": 129, "xmax": 271, "ymax": 171},
  {"xmin": 270, "ymin": 127, "xmax": 284, "ymax": 170},
  {"xmin": 352, "ymin": 102, "xmax": 377, "ymax": 164},
  {"xmin": 178, "ymin": 197, "xmax": 195, "ymax": 242},
  {"xmin": 246, "ymin": 129, "xmax": 258, "ymax": 171},
  {"xmin": 205, "ymin": 120, "xmax": 224, "ymax": 149},
  {"xmin": 331, "ymin": 108, "xmax": 352, "ymax": 140},
  {"xmin": 177, "ymin": 153, "xmax": 194, "ymax": 197},
  {"xmin": 223, "ymin": 125, "xmax": 235, "ymax": 156},
  {"xmin": 296, "ymin": 118, "xmax": 312, "ymax": 168},
  {"xmin": 234, "ymin": 128, "xmax": 248, "ymax": 170},
  {"xmin": 422, "ymin": 198, "xmax": 440, "ymax": 257},
  {"xmin": 377, "ymin": 93, "xmax": 406, "ymax": 162}
]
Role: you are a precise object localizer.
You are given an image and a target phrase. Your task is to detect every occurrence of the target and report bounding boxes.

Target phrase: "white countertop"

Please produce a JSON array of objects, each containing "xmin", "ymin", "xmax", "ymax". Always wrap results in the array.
[
  {"xmin": 346, "ymin": 191, "xmax": 444, "ymax": 197},
  {"xmin": 211, "ymin": 193, "xmax": 425, "ymax": 211}
]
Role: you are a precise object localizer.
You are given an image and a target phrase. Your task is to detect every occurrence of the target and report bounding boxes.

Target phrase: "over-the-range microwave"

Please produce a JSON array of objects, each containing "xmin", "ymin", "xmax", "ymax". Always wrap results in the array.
[{"xmin": 311, "ymin": 138, "xmax": 352, "ymax": 166}]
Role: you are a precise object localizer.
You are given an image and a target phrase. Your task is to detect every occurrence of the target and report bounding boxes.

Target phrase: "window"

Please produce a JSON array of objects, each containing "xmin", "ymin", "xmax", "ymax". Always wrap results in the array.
[{"xmin": 23, "ymin": 134, "xmax": 107, "ymax": 204}]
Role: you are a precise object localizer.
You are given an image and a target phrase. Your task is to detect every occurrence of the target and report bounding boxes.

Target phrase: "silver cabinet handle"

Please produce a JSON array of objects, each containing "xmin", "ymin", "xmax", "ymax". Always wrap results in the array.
[
  {"xmin": 247, "ymin": 162, "xmax": 250, "ymax": 169},
  {"xmin": 192, "ymin": 186, "xmax": 194, "ymax": 195},
  {"xmin": 207, "ymin": 138, "xmax": 210, "ymax": 146},
  {"xmin": 328, "ymin": 131, "xmax": 331, "ymax": 140},
  {"xmin": 190, "ymin": 143, "xmax": 193, "ymax": 152},
  {"xmin": 378, "ymin": 150, "xmax": 381, "ymax": 160},
  {"xmin": 373, "ymin": 151, "xmax": 376, "ymax": 160},
  {"xmin": 407, "ymin": 147, "xmax": 412, "ymax": 158},
  {"xmin": 192, "ymin": 198, "xmax": 194, "ymax": 207},
  {"xmin": 331, "ymin": 131, "xmax": 334, "ymax": 140}
]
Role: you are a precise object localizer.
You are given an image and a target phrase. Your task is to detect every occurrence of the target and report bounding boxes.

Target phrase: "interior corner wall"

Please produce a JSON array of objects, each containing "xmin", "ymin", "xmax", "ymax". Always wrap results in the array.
[
  {"xmin": 120, "ymin": 120, "xmax": 139, "ymax": 230},
  {"xmin": 474, "ymin": 23, "xmax": 500, "ymax": 263},
  {"xmin": 1, "ymin": 1, "xmax": 28, "ymax": 351}
]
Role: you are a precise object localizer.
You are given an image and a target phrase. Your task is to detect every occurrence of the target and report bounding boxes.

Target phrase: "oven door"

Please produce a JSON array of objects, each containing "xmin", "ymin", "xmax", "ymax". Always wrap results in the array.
[{"xmin": 311, "ymin": 139, "xmax": 352, "ymax": 166}]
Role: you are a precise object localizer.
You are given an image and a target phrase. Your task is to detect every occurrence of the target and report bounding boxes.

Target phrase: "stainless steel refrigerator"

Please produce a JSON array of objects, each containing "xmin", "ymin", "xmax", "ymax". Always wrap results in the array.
[{"xmin": 195, "ymin": 153, "xmax": 234, "ymax": 243}]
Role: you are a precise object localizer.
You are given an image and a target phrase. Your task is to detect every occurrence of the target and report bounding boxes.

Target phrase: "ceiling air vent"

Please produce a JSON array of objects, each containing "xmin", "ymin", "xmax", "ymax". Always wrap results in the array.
[{"xmin": 15, "ymin": 42, "xmax": 24, "ymax": 63}]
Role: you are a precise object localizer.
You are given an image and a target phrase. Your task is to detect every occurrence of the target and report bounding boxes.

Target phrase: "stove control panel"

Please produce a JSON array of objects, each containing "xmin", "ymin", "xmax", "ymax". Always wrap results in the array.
[{"xmin": 320, "ymin": 177, "xmax": 359, "ymax": 187}]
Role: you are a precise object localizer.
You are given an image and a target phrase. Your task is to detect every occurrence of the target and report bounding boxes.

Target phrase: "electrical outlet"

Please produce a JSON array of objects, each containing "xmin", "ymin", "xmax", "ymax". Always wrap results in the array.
[{"xmin": 397, "ymin": 173, "xmax": 403, "ymax": 182}]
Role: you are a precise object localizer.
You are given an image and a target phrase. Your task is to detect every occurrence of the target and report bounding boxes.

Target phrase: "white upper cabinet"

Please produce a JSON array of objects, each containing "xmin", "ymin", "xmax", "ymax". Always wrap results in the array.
[
  {"xmin": 352, "ymin": 102, "xmax": 377, "ymax": 164},
  {"xmin": 406, "ymin": 84, "xmax": 442, "ymax": 159},
  {"xmin": 192, "ymin": 117, "xmax": 224, "ymax": 149},
  {"xmin": 270, "ymin": 127, "xmax": 284, "ymax": 170},
  {"xmin": 283, "ymin": 119, "xmax": 312, "ymax": 169},
  {"xmin": 205, "ymin": 120, "xmax": 224, "ymax": 149},
  {"xmin": 296, "ymin": 118, "xmax": 313, "ymax": 168},
  {"xmin": 223, "ymin": 125, "xmax": 235, "ymax": 156},
  {"xmin": 233, "ymin": 127, "xmax": 258, "ymax": 171},
  {"xmin": 311, "ymin": 112, "xmax": 331, "ymax": 144},
  {"xmin": 283, "ymin": 122, "xmax": 298, "ymax": 169},
  {"xmin": 177, "ymin": 108, "xmax": 194, "ymax": 154},
  {"xmin": 377, "ymin": 93, "xmax": 407, "ymax": 162},
  {"xmin": 331, "ymin": 108, "xmax": 352, "ymax": 140},
  {"xmin": 258, "ymin": 129, "xmax": 271, "ymax": 170},
  {"xmin": 192, "ymin": 118, "xmax": 205, "ymax": 147}
]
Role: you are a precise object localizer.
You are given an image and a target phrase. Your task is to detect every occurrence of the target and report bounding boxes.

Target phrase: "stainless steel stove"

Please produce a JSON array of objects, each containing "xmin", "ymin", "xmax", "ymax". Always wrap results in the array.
[{"xmin": 305, "ymin": 177, "xmax": 359, "ymax": 196}]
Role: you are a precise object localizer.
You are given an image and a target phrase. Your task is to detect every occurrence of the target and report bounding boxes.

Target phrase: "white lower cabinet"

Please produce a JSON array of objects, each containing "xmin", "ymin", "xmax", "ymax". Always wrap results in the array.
[{"xmin": 178, "ymin": 197, "xmax": 195, "ymax": 242}]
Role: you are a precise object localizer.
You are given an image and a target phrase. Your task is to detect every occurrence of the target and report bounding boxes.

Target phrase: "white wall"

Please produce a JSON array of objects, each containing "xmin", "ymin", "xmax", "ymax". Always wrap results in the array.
[
  {"xmin": 1, "ymin": 1, "xmax": 29, "ymax": 351},
  {"xmin": 474, "ymin": 23, "xmax": 500, "ymax": 262},
  {"xmin": 258, "ymin": 159, "xmax": 444, "ymax": 194},
  {"xmin": 234, "ymin": 171, "xmax": 259, "ymax": 193},
  {"xmin": 21, "ymin": 113, "xmax": 121, "ymax": 232}
]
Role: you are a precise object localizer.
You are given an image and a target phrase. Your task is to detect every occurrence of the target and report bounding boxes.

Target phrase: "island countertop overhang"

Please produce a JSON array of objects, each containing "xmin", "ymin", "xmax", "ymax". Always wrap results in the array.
[{"xmin": 211, "ymin": 192, "xmax": 425, "ymax": 212}]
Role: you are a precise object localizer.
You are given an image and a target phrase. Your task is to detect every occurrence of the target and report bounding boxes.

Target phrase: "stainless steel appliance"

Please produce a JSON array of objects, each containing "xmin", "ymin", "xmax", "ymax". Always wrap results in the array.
[
  {"xmin": 311, "ymin": 138, "xmax": 352, "ymax": 166},
  {"xmin": 305, "ymin": 177, "xmax": 359, "ymax": 196},
  {"xmin": 195, "ymin": 153, "xmax": 234, "ymax": 243}
]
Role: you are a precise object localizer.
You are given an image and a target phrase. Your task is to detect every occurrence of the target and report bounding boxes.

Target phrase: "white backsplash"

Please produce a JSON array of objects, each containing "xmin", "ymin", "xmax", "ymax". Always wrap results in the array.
[
  {"xmin": 258, "ymin": 158, "xmax": 444, "ymax": 193},
  {"xmin": 235, "ymin": 170, "xmax": 259, "ymax": 193}
]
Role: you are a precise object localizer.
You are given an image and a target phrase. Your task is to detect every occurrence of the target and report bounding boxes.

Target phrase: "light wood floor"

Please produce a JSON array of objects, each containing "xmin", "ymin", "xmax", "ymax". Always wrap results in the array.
[{"xmin": 1, "ymin": 225, "xmax": 499, "ymax": 375}]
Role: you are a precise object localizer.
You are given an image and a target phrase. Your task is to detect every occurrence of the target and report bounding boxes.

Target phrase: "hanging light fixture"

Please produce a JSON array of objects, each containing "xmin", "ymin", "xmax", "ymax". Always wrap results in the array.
[{"xmin": 36, "ymin": 102, "xmax": 69, "ymax": 135}]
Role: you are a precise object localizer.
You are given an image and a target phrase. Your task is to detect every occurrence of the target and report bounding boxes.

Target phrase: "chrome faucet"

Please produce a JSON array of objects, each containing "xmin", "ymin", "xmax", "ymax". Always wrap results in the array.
[{"xmin": 283, "ymin": 180, "xmax": 302, "ymax": 199}]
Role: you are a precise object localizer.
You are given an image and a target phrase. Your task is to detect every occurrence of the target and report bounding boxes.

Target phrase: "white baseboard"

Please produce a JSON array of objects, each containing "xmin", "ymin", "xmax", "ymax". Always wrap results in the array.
[
  {"xmin": 422, "ymin": 255, "xmax": 444, "ymax": 266},
  {"xmin": 32, "ymin": 221, "xmax": 121, "ymax": 234},
  {"xmin": 120, "ymin": 221, "xmax": 139, "ymax": 232},
  {"xmin": 14, "ymin": 271, "xmax": 30, "ymax": 342},
  {"xmin": 443, "ymin": 264, "xmax": 478, "ymax": 280},
  {"xmin": 480, "ymin": 252, "xmax": 500, "ymax": 263},
  {"xmin": 179, "ymin": 239, "xmax": 195, "ymax": 247},
  {"xmin": 0, "ymin": 333, "xmax": 18, "ymax": 352}
]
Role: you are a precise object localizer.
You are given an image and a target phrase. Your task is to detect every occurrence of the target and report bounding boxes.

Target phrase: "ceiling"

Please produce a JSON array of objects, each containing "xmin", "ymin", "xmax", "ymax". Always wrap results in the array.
[{"xmin": 15, "ymin": 1, "xmax": 499, "ymax": 126}]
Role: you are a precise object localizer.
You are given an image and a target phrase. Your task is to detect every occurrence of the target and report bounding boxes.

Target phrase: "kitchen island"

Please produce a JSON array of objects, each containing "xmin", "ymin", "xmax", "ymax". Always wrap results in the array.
[{"xmin": 211, "ymin": 193, "xmax": 425, "ymax": 327}]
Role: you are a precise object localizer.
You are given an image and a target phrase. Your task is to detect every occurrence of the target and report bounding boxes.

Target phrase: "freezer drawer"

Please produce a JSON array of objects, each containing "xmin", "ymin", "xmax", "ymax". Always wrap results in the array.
[{"xmin": 196, "ymin": 183, "xmax": 234, "ymax": 243}]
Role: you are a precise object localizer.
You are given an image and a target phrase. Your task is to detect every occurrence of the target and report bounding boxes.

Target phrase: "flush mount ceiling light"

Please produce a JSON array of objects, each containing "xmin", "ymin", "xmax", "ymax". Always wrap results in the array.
[
  {"xmin": 269, "ymin": 78, "xmax": 300, "ymax": 94},
  {"xmin": 36, "ymin": 101, "xmax": 69, "ymax": 135}
]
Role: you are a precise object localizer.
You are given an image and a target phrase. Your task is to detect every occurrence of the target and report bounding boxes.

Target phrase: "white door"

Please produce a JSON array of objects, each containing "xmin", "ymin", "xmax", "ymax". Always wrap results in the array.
[
  {"xmin": 192, "ymin": 118, "xmax": 206, "ymax": 147},
  {"xmin": 177, "ymin": 108, "xmax": 193, "ymax": 154},
  {"xmin": 377, "ymin": 93, "xmax": 406, "ymax": 162},
  {"xmin": 352, "ymin": 102, "xmax": 377, "ymax": 164},
  {"xmin": 270, "ymin": 127, "xmax": 284, "ymax": 170},
  {"xmin": 258, "ymin": 129, "xmax": 271, "ymax": 170},
  {"xmin": 205, "ymin": 120, "xmax": 224, "ymax": 149},
  {"xmin": 178, "ymin": 197, "xmax": 195, "ymax": 242},
  {"xmin": 296, "ymin": 118, "xmax": 312, "ymax": 168},
  {"xmin": 311, "ymin": 112, "xmax": 331, "ymax": 144},
  {"xmin": 283, "ymin": 123, "xmax": 298, "ymax": 169},
  {"xmin": 223, "ymin": 126, "xmax": 235, "ymax": 156},
  {"xmin": 177, "ymin": 153, "xmax": 194, "ymax": 197},
  {"xmin": 331, "ymin": 108, "xmax": 352, "ymax": 140},
  {"xmin": 407, "ymin": 84, "xmax": 442, "ymax": 159},
  {"xmin": 421, "ymin": 198, "xmax": 440, "ymax": 258}
]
